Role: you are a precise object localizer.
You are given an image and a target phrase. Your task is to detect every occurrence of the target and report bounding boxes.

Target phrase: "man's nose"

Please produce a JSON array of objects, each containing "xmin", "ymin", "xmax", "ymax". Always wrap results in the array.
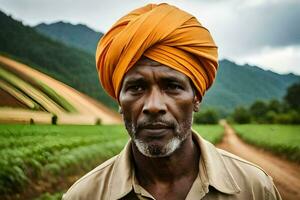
[{"xmin": 142, "ymin": 87, "xmax": 167, "ymax": 115}]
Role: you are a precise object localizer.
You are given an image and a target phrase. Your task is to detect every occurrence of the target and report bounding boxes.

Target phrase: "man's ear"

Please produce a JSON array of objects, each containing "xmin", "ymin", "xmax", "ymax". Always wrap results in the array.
[{"xmin": 193, "ymin": 96, "xmax": 200, "ymax": 112}]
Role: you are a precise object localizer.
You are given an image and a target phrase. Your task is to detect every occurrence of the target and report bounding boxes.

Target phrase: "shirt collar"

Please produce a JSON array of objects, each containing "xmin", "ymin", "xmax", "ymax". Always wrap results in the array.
[
  {"xmin": 109, "ymin": 130, "xmax": 240, "ymax": 199},
  {"xmin": 109, "ymin": 140, "xmax": 133, "ymax": 200},
  {"xmin": 192, "ymin": 129, "xmax": 240, "ymax": 194}
]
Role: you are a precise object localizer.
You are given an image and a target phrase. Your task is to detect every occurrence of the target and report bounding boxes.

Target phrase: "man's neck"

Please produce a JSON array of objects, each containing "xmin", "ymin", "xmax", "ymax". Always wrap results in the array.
[{"xmin": 131, "ymin": 133, "xmax": 200, "ymax": 185}]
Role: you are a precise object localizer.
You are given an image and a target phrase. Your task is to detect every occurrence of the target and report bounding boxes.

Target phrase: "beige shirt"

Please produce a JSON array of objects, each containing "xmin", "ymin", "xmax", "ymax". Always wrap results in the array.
[{"xmin": 63, "ymin": 131, "xmax": 281, "ymax": 200}]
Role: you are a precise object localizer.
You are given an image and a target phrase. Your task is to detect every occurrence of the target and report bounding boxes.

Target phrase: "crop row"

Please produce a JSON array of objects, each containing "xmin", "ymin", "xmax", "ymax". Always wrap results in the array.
[
  {"xmin": 0, "ymin": 125, "xmax": 128, "ymax": 195},
  {"xmin": 0, "ymin": 67, "xmax": 64, "ymax": 113},
  {"xmin": 0, "ymin": 124, "xmax": 223, "ymax": 197}
]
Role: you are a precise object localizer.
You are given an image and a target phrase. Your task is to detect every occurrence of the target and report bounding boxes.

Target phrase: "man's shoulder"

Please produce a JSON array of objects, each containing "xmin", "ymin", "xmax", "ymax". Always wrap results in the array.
[
  {"xmin": 217, "ymin": 148, "xmax": 269, "ymax": 175},
  {"xmin": 218, "ymin": 148, "xmax": 271, "ymax": 176},
  {"xmin": 216, "ymin": 148, "xmax": 277, "ymax": 192},
  {"xmin": 62, "ymin": 154, "xmax": 119, "ymax": 200}
]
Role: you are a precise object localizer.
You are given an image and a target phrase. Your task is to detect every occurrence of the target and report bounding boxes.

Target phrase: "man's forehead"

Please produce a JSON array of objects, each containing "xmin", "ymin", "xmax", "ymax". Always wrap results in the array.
[{"xmin": 125, "ymin": 57, "xmax": 187, "ymax": 81}]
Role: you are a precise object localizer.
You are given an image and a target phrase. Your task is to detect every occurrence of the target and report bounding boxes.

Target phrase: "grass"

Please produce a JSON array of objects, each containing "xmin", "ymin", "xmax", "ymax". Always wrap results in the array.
[
  {"xmin": 193, "ymin": 124, "xmax": 224, "ymax": 144},
  {"xmin": 233, "ymin": 124, "xmax": 300, "ymax": 162},
  {"xmin": 0, "ymin": 124, "xmax": 223, "ymax": 196}
]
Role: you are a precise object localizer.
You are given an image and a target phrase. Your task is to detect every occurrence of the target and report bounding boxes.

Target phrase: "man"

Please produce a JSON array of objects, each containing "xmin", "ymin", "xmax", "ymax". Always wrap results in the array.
[{"xmin": 63, "ymin": 3, "xmax": 281, "ymax": 200}]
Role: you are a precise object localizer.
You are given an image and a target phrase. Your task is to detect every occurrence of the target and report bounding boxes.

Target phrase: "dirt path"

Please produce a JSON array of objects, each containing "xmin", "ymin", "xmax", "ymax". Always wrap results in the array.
[{"xmin": 217, "ymin": 121, "xmax": 300, "ymax": 200}]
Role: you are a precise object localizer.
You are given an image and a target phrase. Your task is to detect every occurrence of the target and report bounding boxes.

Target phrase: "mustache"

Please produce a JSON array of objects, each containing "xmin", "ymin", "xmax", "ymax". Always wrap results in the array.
[{"xmin": 136, "ymin": 119, "xmax": 175, "ymax": 130}]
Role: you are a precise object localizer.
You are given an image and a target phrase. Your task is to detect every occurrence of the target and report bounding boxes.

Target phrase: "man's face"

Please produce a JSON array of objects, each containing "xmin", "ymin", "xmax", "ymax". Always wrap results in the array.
[{"xmin": 119, "ymin": 58, "xmax": 197, "ymax": 157}]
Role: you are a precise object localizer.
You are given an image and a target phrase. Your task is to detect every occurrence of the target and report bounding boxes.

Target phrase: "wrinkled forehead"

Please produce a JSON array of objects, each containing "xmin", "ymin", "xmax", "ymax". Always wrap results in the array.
[
  {"xmin": 121, "ymin": 57, "xmax": 196, "ymax": 91},
  {"xmin": 124, "ymin": 57, "xmax": 185, "ymax": 80}
]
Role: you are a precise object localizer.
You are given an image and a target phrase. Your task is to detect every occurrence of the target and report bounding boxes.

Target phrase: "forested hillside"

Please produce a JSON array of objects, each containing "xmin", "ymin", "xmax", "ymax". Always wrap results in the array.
[
  {"xmin": 35, "ymin": 22, "xmax": 103, "ymax": 54},
  {"xmin": 202, "ymin": 59, "xmax": 300, "ymax": 112},
  {"xmin": 0, "ymin": 11, "xmax": 116, "ymax": 109}
]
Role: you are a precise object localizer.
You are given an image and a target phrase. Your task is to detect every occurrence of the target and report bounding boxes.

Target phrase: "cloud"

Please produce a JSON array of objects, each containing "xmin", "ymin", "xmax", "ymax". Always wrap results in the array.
[
  {"xmin": 237, "ymin": 1, "xmax": 300, "ymax": 48},
  {"xmin": 234, "ymin": 45, "xmax": 300, "ymax": 75},
  {"xmin": 204, "ymin": 0, "xmax": 300, "ymax": 58}
]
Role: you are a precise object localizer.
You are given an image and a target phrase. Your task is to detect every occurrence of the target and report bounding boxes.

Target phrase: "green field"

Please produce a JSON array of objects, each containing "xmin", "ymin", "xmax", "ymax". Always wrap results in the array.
[
  {"xmin": 0, "ymin": 124, "xmax": 222, "ymax": 199},
  {"xmin": 193, "ymin": 125, "xmax": 224, "ymax": 144},
  {"xmin": 0, "ymin": 124, "xmax": 128, "ymax": 198},
  {"xmin": 233, "ymin": 124, "xmax": 300, "ymax": 162}
]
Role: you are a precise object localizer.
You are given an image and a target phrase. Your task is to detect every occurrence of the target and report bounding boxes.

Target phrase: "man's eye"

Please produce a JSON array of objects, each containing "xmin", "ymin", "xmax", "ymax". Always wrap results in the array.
[
  {"xmin": 127, "ymin": 85, "xmax": 144, "ymax": 92},
  {"xmin": 166, "ymin": 83, "xmax": 183, "ymax": 91}
]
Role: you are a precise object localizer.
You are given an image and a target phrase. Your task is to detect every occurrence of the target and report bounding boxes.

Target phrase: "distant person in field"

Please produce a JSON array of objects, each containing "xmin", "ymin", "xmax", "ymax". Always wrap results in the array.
[{"xmin": 63, "ymin": 3, "xmax": 281, "ymax": 200}]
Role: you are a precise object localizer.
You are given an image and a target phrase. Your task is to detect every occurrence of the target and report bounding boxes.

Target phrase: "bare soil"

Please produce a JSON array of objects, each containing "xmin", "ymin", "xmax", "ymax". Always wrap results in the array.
[
  {"xmin": 0, "ymin": 88, "xmax": 28, "ymax": 108},
  {"xmin": 217, "ymin": 121, "xmax": 300, "ymax": 200},
  {"xmin": 0, "ymin": 55, "xmax": 122, "ymax": 124}
]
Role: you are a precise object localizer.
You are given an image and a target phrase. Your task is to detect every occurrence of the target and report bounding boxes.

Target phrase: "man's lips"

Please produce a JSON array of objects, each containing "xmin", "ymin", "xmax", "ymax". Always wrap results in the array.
[
  {"xmin": 142, "ymin": 122, "xmax": 172, "ymax": 129},
  {"xmin": 138, "ymin": 122, "xmax": 173, "ymax": 138},
  {"xmin": 139, "ymin": 122, "xmax": 172, "ymax": 130}
]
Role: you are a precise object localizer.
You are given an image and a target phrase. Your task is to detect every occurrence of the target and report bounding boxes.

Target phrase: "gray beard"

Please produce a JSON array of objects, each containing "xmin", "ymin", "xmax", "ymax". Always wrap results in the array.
[
  {"xmin": 133, "ymin": 136, "xmax": 183, "ymax": 158},
  {"xmin": 125, "ymin": 118, "xmax": 192, "ymax": 158}
]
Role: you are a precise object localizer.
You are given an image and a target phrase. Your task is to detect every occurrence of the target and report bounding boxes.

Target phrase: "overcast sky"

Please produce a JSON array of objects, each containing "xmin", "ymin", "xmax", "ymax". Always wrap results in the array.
[{"xmin": 1, "ymin": 0, "xmax": 299, "ymax": 75}]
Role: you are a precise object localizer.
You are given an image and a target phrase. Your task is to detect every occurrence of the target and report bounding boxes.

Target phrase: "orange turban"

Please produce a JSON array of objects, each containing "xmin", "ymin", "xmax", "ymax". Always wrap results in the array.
[{"xmin": 96, "ymin": 3, "xmax": 218, "ymax": 101}]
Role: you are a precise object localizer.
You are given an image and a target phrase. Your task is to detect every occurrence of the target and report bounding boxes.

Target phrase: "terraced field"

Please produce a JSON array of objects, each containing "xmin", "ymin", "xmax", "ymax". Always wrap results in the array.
[{"xmin": 0, "ymin": 55, "xmax": 121, "ymax": 124}]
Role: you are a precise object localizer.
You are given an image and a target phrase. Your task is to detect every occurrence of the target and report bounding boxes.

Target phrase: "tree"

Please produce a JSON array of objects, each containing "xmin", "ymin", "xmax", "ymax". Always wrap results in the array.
[
  {"xmin": 284, "ymin": 82, "xmax": 300, "ymax": 111},
  {"xmin": 232, "ymin": 106, "xmax": 251, "ymax": 124},
  {"xmin": 249, "ymin": 100, "xmax": 268, "ymax": 123},
  {"xmin": 268, "ymin": 99, "xmax": 283, "ymax": 113},
  {"xmin": 194, "ymin": 109, "xmax": 219, "ymax": 124}
]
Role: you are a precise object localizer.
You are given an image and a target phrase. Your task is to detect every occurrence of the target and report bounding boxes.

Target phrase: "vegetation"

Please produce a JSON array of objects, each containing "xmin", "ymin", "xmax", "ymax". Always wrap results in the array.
[
  {"xmin": 0, "ymin": 124, "xmax": 223, "ymax": 198},
  {"xmin": 36, "ymin": 80, "xmax": 77, "ymax": 113},
  {"xmin": 231, "ymin": 82, "xmax": 300, "ymax": 124},
  {"xmin": 0, "ymin": 66, "xmax": 77, "ymax": 114},
  {"xmin": 35, "ymin": 22, "xmax": 103, "ymax": 55},
  {"xmin": 231, "ymin": 106, "xmax": 251, "ymax": 124},
  {"xmin": 233, "ymin": 125, "xmax": 300, "ymax": 162},
  {"xmin": 193, "ymin": 125, "xmax": 224, "ymax": 144},
  {"xmin": 0, "ymin": 67, "xmax": 63, "ymax": 113},
  {"xmin": 33, "ymin": 192, "xmax": 63, "ymax": 200},
  {"xmin": 0, "ymin": 11, "xmax": 116, "ymax": 110},
  {"xmin": 0, "ymin": 125, "xmax": 128, "ymax": 195},
  {"xmin": 284, "ymin": 82, "xmax": 300, "ymax": 111},
  {"xmin": 201, "ymin": 59, "xmax": 300, "ymax": 112},
  {"xmin": 194, "ymin": 109, "xmax": 219, "ymax": 124}
]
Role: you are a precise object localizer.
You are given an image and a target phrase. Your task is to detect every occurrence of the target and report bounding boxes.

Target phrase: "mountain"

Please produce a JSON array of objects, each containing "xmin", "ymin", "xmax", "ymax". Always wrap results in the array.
[
  {"xmin": 0, "ymin": 11, "xmax": 116, "ymax": 110},
  {"xmin": 202, "ymin": 59, "xmax": 300, "ymax": 113},
  {"xmin": 35, "ymin": 22, "xmax": 103, "ymax": 54},
  {"xmin": 1, "ymin": 11, "xmax": 299, "ymax": 113}
]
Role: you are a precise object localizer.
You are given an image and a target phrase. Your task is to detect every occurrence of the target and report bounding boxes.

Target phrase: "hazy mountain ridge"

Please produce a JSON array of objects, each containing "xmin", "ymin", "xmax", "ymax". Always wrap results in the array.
[
  {"xmin": 1, "ymin": 11, "xmax": 299, "ymax": 112},
  {"xmin": 35, "ymin": 22, "xmax": 103, "ymax": 54},
  {"xmin": 202, "ymin": 59, "xmax": 299, "ymax": 112}
]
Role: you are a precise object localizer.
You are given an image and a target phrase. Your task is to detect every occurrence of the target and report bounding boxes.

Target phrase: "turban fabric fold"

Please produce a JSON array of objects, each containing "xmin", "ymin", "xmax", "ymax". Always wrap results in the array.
[{"xmin": 96, "ymin": 3, "xmax": 218, "ymax": 101}]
